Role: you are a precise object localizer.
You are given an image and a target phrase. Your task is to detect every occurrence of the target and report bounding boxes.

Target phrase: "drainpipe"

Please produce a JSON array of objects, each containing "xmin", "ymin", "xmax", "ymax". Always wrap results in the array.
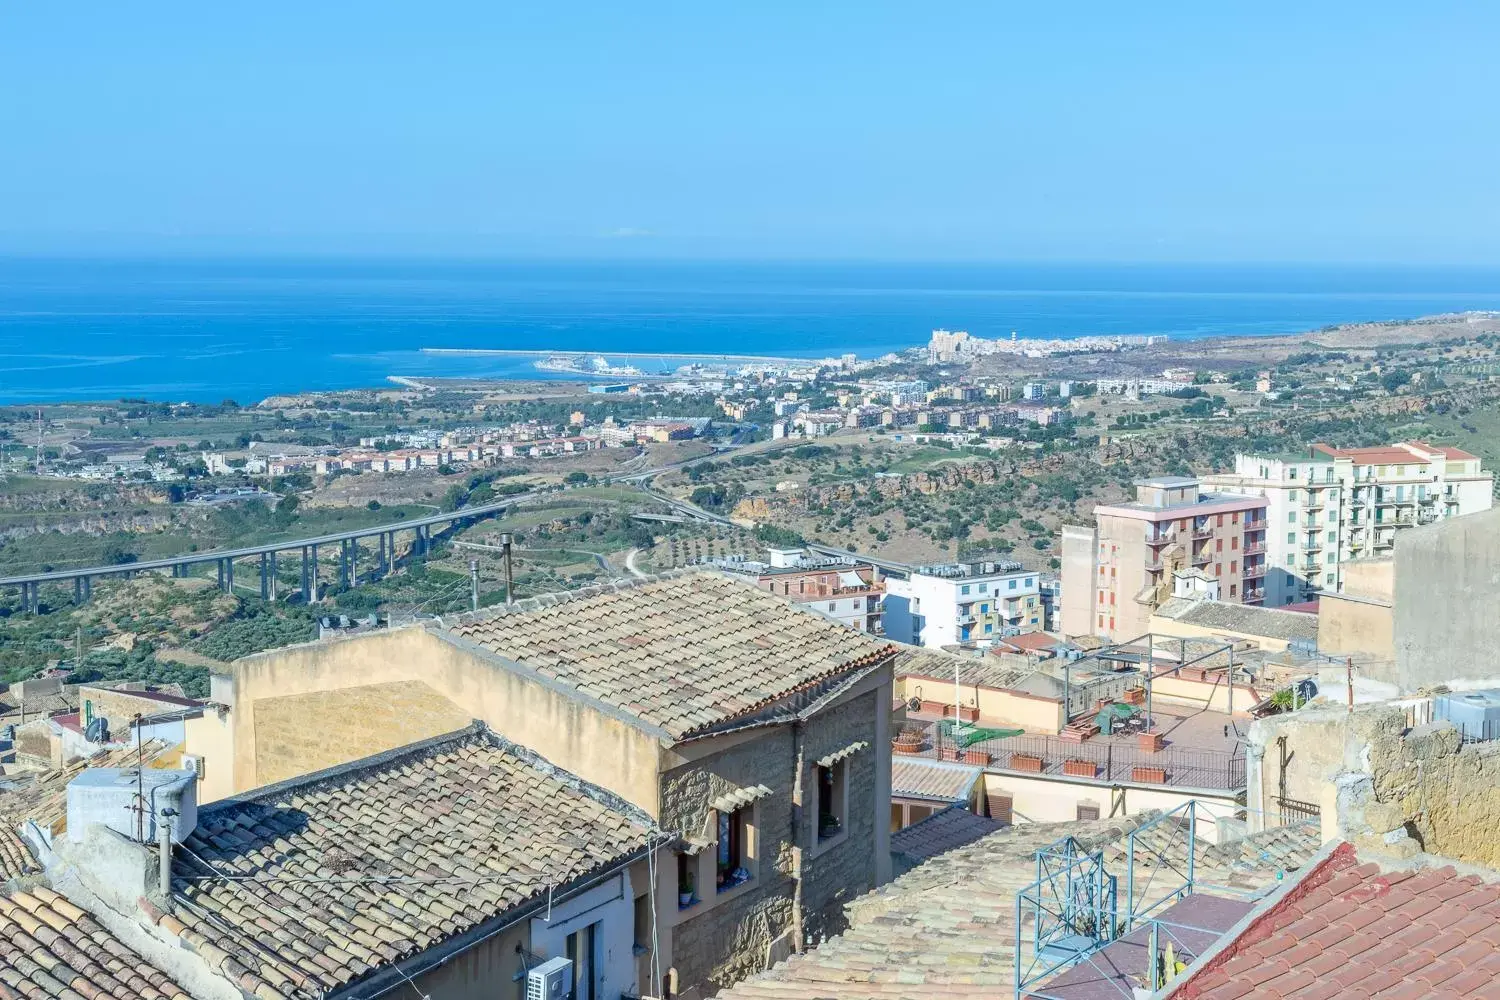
[
  {"xmin": 158, "ymin": 808, "xmax": 177, "ymax": 905},
  {"xmin": 790, "ymin": 718, "xmax": 806, "ymax": 952}
]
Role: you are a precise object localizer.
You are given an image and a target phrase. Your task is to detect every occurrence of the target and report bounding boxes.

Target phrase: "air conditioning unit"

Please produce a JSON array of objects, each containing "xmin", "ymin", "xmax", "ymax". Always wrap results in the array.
[
  {"xmin": 183, "ymin": 755, "xmax": 205, "ymax": 781},
  {"xmin": 526, "ymin": 957, "xmax": 573, "ymax": 1000}
]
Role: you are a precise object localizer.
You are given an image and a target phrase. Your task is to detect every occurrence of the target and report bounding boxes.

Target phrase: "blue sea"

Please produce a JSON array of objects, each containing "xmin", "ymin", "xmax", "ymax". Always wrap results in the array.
[{"xmin": 5, "ymin": 258, "xmax": 1500, "ymax": 404}]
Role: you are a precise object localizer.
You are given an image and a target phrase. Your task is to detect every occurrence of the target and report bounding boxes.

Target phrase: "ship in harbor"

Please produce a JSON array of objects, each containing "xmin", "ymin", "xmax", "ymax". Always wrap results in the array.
[{"xmin": 533, "ymin": 354, "xmax": 647, "ymax": 377}]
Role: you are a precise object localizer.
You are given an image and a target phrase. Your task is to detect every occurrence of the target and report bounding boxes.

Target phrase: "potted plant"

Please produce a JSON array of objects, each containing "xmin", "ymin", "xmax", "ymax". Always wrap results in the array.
[{"xmin": 678, "ymin": 870, "xmax": 695, "ymax": 908}]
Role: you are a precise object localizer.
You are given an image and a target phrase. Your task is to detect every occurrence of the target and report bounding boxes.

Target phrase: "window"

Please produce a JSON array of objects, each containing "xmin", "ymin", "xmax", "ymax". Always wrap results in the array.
[
  {"xmin": 1230, "ymin": 560, "xmax": 1237, "ymax": 573},
  {"xmin": 1229, "ymin": 584, "xmax": 1237, "ymax": 597},
  {"xmin": 1009, "ymin": 580, "xmax": 1017, "ymax": 590},
  {"xmin": 1076, "ymin": 803, "xmax": 1101, "ymax": 821},
  {"xmin": 816, "ymin": 762, "xmax": 847, "ymax": 844},
  {"xmin": 1287, "ymin": 512, "xmax": 1296, "ymax": 523},
  {"xmin": 980, "ymin": 603, "xmax": 989, "ymax": 613},
  {"xmin": 827, "ymin": 602, "xmax": 835, "ymax": 612},
  {"xmin": 1231, "ymin": 537, "xmax": 1239, "ymax": 550},
  {"xmin": 1326, "ymin": 553, "xmax": 1336, "ymax": 565},
  {"xmin": 1216, "ymin": 514, "xmax": 1224, "ymax": 527},
  {"xmin": 1287, "ymin": 531, "xmax": 1296, "ymax": 544},
  {"xmin": 1232, "ymin": 512, "xmax": 1240, "ymax": 525},
  {"xmin": 1027, "ymin": 578, "xmax": 1036, "ymax": 587},
  {"xmin": 978, "ymin": 583, "xmax": 988, "ymax": 593},
  {"xmin": 960, "ymin": 584, "xmax": 971, "ymax": 595},
  {"xmin": 1214, "ymin": 564, "xmax": 1222, "ymax": 576},
  {"xmin": 1326, "ymin": 573, "xmax": 1336, "ymax": 584},
  {"xmin": 566, "ymin": 921, "xmax": 599, "ymax": 1000},
  {"xmin": 677, "ymin": 852, "xmax": 698, "ymax": 910},
  {"xmin": 1326, "ymin": 531, "xmax": 1337, "ymax": 543},
  {"xmin": 1215, "ymin": 539, "xmax": 1223, "ymax": 552},
  {"xmin": 984, "ymin": 623, "xmax": 993, "ymax": 634},
  {"xmin": 717, "ymin": 807, "xmax": 753, "ymax": 891}
]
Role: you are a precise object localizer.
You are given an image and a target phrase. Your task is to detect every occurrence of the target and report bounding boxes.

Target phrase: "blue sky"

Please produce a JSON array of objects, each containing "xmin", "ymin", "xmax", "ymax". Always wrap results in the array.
[{"xmin": 1, "ymin": 3, "xmax": 1496, "ymax": 262}]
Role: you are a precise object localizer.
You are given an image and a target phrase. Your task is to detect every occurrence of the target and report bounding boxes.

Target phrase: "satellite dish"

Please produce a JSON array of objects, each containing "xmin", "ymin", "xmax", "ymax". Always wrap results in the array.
[{"xmin": 84, "ymin": 717, "xmax": 109, "ymax": 744}]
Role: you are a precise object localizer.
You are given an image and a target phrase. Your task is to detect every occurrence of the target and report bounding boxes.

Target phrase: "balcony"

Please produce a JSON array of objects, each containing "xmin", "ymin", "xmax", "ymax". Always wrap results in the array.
[
  {"xmin": 1192, "ymin": 526, "xmax": 1214, "ymax": 541},
  {"xmin": 1242, "ymin": 541, "xmax": 1266, "ymax": 555},
  {"xmin": 1373, "ymin": 536, "xmax": 1395, "ymax": 550},
  {"xmin": 1243, "ymin": 588, "xmax": 1265, "ymax": 603},
  {"xmin": 1242, "ymin": 564, "xmax": 1266, "ymax": 579},
  {"xmin": 956, "ymin": 612, "xmax": 977, "ymax": 625},
  {"xmin": 1146, "ymin": 532, "xmax": 1173, "ymax": 547},
  {"xmin": 1192, "ymin": 549, "xmax": 1213, "ymax": 567},
  {"xmin": 1302, "ymin": 539, "xmax": 1323, "ymax": 552}
]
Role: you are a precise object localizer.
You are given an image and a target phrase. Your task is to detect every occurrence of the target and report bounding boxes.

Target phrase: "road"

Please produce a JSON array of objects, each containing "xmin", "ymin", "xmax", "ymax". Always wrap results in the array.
[{"xmin": 0, "ymin": 437, "xmax": 769, "ymax": 593}]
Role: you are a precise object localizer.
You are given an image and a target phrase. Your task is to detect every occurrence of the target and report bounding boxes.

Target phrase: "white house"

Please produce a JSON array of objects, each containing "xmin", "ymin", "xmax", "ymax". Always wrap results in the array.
[{"xmin": 883, "ymin": 563, "xmax": 1042, "ymax": 648}]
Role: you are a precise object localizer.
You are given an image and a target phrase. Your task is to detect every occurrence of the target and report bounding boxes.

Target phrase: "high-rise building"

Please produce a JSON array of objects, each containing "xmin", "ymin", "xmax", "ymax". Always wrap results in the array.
[
  {"xmin": 1060, "ymin": 477, "xmax": 1269, "ymax": 640},
  {"xmin": 1202, "ymin": 442, "xmax": 1493, "ymax": 606}
]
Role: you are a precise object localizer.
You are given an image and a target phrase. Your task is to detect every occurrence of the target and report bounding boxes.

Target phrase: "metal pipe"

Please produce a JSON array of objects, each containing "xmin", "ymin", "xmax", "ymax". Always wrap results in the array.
[{"xmin": 470, "ymin": 559, "xmax": 479, "ymax": 612}]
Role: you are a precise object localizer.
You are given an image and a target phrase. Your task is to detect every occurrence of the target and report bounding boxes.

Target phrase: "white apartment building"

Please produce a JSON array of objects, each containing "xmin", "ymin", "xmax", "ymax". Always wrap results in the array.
[
  {"xmin": 1203, "ymin": 441, "xmax": 1493, "ymax": 606},
  {"xmin": 883, "ymin": 562, "xmax": 1042, "ymax": 648}
]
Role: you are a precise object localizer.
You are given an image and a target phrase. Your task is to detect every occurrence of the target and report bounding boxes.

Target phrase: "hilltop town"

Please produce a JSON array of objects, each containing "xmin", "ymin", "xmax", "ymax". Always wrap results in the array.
[{"xmin": 0, "ymin": 313, "xmax": 1499, "ymax": 998}]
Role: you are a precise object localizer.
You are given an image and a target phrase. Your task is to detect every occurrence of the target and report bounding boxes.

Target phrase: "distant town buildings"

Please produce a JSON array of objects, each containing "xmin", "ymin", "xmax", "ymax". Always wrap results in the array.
[
  {"xmin": 712, "ymin": 547, "xmax": 885, "ymax": 633},
  {"xmin": 927, "ymin": 328, "xmax": 1166, "ymax": 362}
]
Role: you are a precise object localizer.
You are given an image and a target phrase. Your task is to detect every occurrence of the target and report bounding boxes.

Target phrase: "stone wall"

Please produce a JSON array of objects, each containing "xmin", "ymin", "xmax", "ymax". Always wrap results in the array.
[
  {"xmin": 799, "ymin": 687, "xmax": 882, "ymax": 944},
  {"xmin": 661, "ymin": 726, "xmax": 797, "ymax": 995},
  {"xmin": 659, "ymin": 684, "xmax": 886, "ymax": 995}
]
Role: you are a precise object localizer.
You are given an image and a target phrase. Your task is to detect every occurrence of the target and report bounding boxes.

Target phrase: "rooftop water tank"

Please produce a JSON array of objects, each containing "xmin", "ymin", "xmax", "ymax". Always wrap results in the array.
[
  {"xmin": 66, "ymin": 768, "xmax": 197, "ymax": 844},
  {"xmin": 1433, "ymin": 690, "xmax": 1500, "ymax": 743}
]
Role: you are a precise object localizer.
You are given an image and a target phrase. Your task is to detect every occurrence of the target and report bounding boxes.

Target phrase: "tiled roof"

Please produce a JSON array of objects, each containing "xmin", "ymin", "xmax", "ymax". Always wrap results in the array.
[
  {"xmin": 443, "ymin": 571, "xmax": 896, "ymax": 740},
  {"xmin": 890, "ymin": 806, "xmax": 1000, "ymax": 869},
  {"xmin": 717, "ymin": 815, "xmax": 1322, "ymax": 1000},
  {"xmin": 1154, "ymin": 597, "xmax": 1318, "ymax": 643},
  {"xmin": 0, "ymin": 886, "xmax": 191, "ymax": 1000},
  {"xmin": 1176, "ymin": 841, "xmax": 1500, "ymax": 999},
  {"xmin": 155, "ymin": 723, "xmax": 656, "ymax": 1000},
  {"xmin": 890, "ymin": 758, "xmax": 981, "ymax": 803},
  {"xmin": 0, "ymin": 739, "xmax": 177, "ymax": 880},
  {"xmin": 896, "ymin": 647, "xmax": 1034, "ymax": 691}
]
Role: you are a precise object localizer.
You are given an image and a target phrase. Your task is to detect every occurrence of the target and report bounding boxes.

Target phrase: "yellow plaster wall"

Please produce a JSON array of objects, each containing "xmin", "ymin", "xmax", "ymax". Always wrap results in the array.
[{"xmin": 223, "ymin": 626, "xmax": 665, "ymax": 814}]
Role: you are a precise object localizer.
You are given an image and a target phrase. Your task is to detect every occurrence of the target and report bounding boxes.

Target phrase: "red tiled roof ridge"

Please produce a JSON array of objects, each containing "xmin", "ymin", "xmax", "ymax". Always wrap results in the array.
[{"xmin": 1174, "ymin": 841, "xmax": 1357, "ymax": 998}]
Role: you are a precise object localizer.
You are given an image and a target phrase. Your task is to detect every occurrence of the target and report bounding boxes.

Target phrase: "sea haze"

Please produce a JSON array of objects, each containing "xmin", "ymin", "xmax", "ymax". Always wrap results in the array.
[{"xmin": 4, "ymin": 257, "xmax": 1500, "ymax": 404}]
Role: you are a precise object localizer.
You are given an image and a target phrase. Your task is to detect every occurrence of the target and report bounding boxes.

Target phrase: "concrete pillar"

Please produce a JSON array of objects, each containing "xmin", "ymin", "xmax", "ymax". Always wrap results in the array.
[
  {"xmin": 74, "ymin": 577, "xmax": 84, "ymax": 605},
  {"xmin": 349, "ymin": 538, "xmax": 358, "ymax": 586},
  {"xmin": 310, "ymin": 543, "xmax": 319, "ymax": 603},
  {"xmin": 225, "ymin": 559, "xmax": 234, "ymax": 594},
  {"xmin": 259, "ymin": 552, "xmax": 270, "ymax": 600},
  {"xmin": 300, "ymin": 546, "xmax": 311, "ymax": 603},
  {"xmin": 217, "ymin": 560, "xmax": 225, "ymax": 591},
  {"xmin": 268, "ymin": 551, "xmax": 278, "ymax": 601},
  {"xmin": 339, "ymin": 539, "xmax": 350, "ymax": 589}
]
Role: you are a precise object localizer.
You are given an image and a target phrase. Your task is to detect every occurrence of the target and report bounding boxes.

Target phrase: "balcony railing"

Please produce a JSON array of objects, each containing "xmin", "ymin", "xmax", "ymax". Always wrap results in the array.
[
  {"xmin": 1242, "ymin": 564, "xmax": 1266, "ymax": 579},
  {"xmin": 1192, "ymin": 550, "xmax": 1213, "ymax": 566},
  {"xmin": 1192, "ymin": 527, "xmax": 1214, "ymax": 540},
  {"xmin": 1242, "ymin": 542, "xmax": 1266, "ymax": 555},
  {"xmin": 1243, "ymin": 588, "xmax": 1265, "ymax": 603},
  {"xmin": 925, "ymin": 726, "xmax": 1246, "ymax": 791}
]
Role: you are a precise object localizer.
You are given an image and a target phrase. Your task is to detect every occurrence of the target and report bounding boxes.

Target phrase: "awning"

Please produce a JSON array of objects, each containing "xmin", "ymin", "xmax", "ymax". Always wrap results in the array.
[
  {"xmin": 837, "ymin": 570, "xmax": 864, "ymax": 588},
  {"xmin": 710, "ymin": 784, "xmax": 773, "ymax": 814},
  {"xmin": 817, "ymin": 740, "xmax": 869, "ymax": 768}
]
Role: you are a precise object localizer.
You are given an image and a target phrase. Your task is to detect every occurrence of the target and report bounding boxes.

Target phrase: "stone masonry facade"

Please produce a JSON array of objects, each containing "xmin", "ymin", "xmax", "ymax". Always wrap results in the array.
[{"xmin": 660, "ymin": 686, "xmax": 883, "ymax": 995}]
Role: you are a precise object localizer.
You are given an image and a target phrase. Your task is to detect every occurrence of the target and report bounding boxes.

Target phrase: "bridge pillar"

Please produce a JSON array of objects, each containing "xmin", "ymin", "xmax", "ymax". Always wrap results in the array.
[
  {"xmin": 310, "ymin": 544, "xmax": 319, "ymax": 603},
  {"xmin": 74, "ymin": 577, "xmax": 84, "ymax": 605},
  {"xmin": 349, "ymin": 538, "xmax": 358, "ymax": 586},
  {"xmin": 260, "ymin": 552, "xmax": 270, "ymax": 600},
  {"xmin": 268, "ymin": 551, "xmax": 278, "ymax": 601},
  {"xmin": 301, "ymin": 546, "xmax": 311, "ymax": 604},
  {"xmin": 339, "ymin": 539, "xmax": 350, "ymax": 589},
  {"xmin": 217, "ymin": 560, "xmax": 225, "ymax": 590},
  {"xmin": 224, "ymin": 558, "xmax": 235, "ymax": 594}
]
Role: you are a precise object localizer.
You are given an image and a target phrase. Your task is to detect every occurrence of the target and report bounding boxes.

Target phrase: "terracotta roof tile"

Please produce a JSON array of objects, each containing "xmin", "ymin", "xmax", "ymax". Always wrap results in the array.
[
  {"xmin": 444, "ymin": 572, "xmax": 896, "ymax": 740},
  {"xmin": 890, "ymin": 806, "xmax": 1000, "ymax": 869},
  {"xmin": 717, "ymin": 814, "xmax": 1319, "ymax": 1000},
  {"xmin": 158, "ymin": 725, "xmax": 655, "ymax": 998},
  {"xmin": 0, "ymin": 886, "xmax": 191, "ymax": 1000},
  {"xmin": 1176, "ymin": 842, "xmax": 1500, "ymax": 999}
]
